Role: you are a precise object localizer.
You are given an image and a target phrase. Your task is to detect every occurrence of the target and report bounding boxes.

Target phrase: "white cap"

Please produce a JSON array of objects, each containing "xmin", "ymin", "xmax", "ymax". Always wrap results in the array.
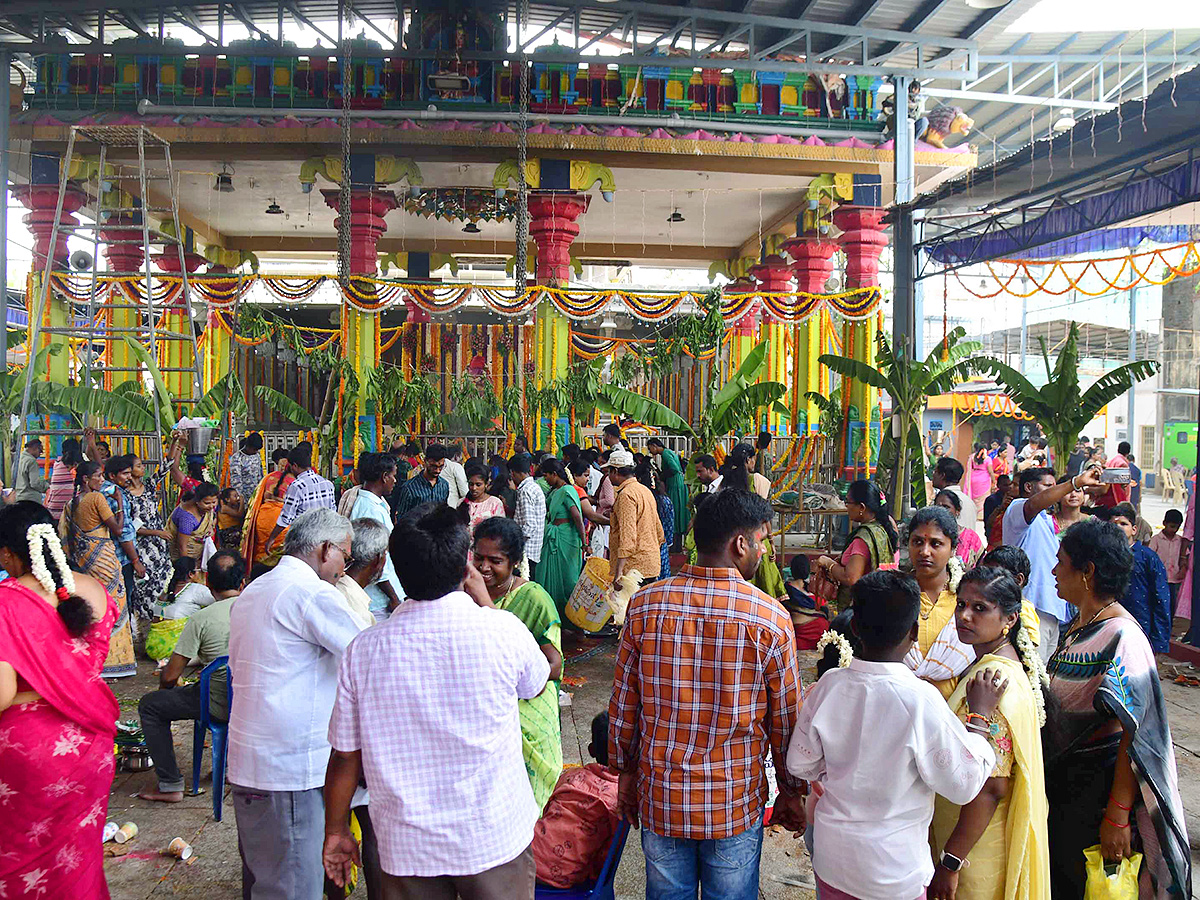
[{"xmin": 603, "ymin": 449, "xmax": 636, "ymax": 469}]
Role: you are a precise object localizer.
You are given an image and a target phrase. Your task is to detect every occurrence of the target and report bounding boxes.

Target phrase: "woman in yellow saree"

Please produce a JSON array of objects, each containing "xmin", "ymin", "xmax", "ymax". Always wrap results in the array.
[
  {"xmin": 929, "ymin": 565, "xmax": 1050, "ymax": 900},
  {"xmin": 240, "ymin": 459, "xmax": 295, "ymax": 567}
]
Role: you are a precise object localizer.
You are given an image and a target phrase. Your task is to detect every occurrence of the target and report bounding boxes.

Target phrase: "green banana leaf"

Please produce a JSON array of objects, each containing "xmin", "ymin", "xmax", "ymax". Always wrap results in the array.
[
  {"xmin": 596, "ymin": 384, "xmax": 693, "ymax": 435},
  {"xmin": 255, "ymin": 385, "xmax": 318, "ymax": 428},
  {"xmin": 119, "ymin": 336, "xmax": 178, "ymax": 431}
]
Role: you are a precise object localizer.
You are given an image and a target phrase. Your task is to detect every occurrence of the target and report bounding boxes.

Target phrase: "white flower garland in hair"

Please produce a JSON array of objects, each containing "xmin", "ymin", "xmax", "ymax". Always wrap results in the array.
[
  {"xmin": 1014, "ymin": 623, "xmax": 1048, "ymax": 727},
  {"xmin": 27, "ymin": 523, "xmax": 76, "ymax": 597},
  {"xmin": 815, "ymin": 630, "xmax": 854, "ymax": 668},
  {"xmin": 947, "ymin": 554, "xmax": 965, "ymax": 593}
]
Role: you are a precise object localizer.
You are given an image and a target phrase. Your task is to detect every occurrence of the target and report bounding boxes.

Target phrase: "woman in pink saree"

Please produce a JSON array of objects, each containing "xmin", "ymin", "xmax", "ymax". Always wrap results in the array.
[{"xmin": 0, "ymin": 502, "xmax": 119, "ymax": 899}]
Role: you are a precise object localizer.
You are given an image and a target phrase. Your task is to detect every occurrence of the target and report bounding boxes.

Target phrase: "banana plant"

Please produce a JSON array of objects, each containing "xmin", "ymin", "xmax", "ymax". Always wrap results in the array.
[
  {"xmin": 597, "ymin": 339, "xmax": 788, "ymax": 454},
  {"xmin": 974, "ymin": 321, "xmax": 1160, "ymax": 468},
  {"xmin": 819, "ymin": 327, "xmax": 983, "ymax": 520}
]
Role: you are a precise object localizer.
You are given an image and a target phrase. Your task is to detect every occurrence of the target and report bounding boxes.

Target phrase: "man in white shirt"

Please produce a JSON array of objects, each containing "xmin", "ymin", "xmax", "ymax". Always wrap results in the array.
[
  {"xmin": 323, "ymin": 502, "xmax": 550, "ymax": 898},
  {"xmin": 1003, "ymin": 465, "xmax": 1103, "ymax": 661},
  {"xmin": 694, "ymin": 454, "xmax": 722, "ymax": 493},
  {"xmin": 441, "ymin": 443, "xmax": 469, "ymax": 508},
  {"xmin": 787, "ymin": 569, "xmax": 1004, "ymax": 900},
  {"xmin": 930, "ymin": 456, "xmax": 976, "ymax": 532},
  {"xmin": 228, "ymin": 508, "xmax": 363, "ymax": 900}
]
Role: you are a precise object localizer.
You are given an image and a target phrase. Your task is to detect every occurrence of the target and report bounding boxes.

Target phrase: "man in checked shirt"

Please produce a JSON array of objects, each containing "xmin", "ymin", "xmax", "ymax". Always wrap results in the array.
[{"xmin": 609, "ymin": 488, "xmax": 806, "ymax": 899}]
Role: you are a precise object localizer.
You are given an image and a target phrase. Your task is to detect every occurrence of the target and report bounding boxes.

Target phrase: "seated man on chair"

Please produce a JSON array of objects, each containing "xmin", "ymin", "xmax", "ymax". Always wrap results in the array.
[
  {"xmin": 532, "ymin": 712, "xmax": 622, "ymax": 889},
  {"xmin": 137, "ymin": 549, "xmax": 245, "ymax": 803}
]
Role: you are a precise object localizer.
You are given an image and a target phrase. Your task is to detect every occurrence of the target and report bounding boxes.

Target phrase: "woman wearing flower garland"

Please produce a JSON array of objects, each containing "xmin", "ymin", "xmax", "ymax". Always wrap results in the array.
[
  {"xmin": 0, "ymin": 502, "xmax": 119, "ymax": 898},
  {"xmin": 65, "ymin": 461, "xmax": 134, "ymax": 678},
  {"xmin": 1045, "ymin": 518, "xmax": 1191, "ymax": 899},
  {"xmin": 815, "ymin": 479, "xmax": 897, "ymax": 612},
  {"xmin": 902, "ymin": 506, "xmax": 973, "ymax": 700},
  {"xmin": 929, "ymin": 566, "xmax": 1051, "ymax": 900}
]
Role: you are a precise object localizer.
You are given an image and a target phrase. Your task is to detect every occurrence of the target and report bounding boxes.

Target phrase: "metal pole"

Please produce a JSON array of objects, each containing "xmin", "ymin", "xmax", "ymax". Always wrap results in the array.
[
  {"xmin": 0, "ymin": 50, "xmax": 9, "ymax": 483},
  {"xmin": 890, "ymin": 74, "xmax": 917, "ymax": 515},
  {"xmin": 1019, "ymin": 293, "xmax": 1028, "ymax": 374},
  {"xmin": 1127, "ymin": 285, "xmax": 1137, "ymax": 447}
]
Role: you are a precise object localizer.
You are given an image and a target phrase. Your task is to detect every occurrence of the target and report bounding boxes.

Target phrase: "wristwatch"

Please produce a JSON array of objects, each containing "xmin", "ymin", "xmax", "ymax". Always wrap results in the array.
[{"xmin": 940, "ymin": 852, "xmax": 969, "ymax": 872}]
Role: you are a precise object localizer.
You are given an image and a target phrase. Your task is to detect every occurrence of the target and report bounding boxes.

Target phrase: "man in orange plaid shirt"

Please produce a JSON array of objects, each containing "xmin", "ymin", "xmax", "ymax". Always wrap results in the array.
[{"xmin": 608, "ymin": 488, "xmax": 806, "ymax": 899}]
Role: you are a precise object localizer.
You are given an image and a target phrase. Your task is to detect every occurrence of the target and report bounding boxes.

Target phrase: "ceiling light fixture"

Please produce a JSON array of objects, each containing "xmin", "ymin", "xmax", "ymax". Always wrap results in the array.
[
  {"xmin": 264, "ymin": 198, "xmax": 284, "ymax": 215},
  {"xmin": 666, "ymin": 208, "xmax": 685, "ymax": 223},
  {"xmin": 1053, "ymin": 109, "xmax": 1077, "ymax": 132},
  {"xmin": 964, "ymin": 0, "xmax": 1009, "ymax": 9},
  {"xmin": 213, "ymin": 164, "xmax": 235, "ymax": 193},
  {"xmin": 462, "ymin": 221, "xmax": 481, "ymax": 234}
]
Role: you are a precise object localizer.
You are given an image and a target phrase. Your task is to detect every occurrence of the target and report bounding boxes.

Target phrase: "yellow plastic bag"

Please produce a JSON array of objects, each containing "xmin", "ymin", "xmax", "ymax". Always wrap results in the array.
[
  {"xmin": 566, "ymin": 557, "xmax": 613, "ymax": 632},
  {"xmin": 144, "ymin": 618, "xmax": 188, "ymax": 661},
  {"xmin": 1083, "ymin": 845, "xmax": 1143, "ymax": 900}
]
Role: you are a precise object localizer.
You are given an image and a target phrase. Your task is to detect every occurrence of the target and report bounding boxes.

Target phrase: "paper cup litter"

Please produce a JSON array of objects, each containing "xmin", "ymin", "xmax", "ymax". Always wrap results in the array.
[
  {"xmin": 165, "ymin": 837, "xmax": 193, "ymax": 860},
  {"xmin": 113, "ymin": 822, "xmax": 138, "ymax": 844},
  {"xmin": 102, "ymin": 821, "xmax": 119, "ymax": 843}
]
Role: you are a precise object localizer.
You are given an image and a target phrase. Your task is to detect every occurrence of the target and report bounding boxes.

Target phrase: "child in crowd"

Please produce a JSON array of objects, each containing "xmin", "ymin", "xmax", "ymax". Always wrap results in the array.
[
  {"xmin": 158, "ymin": 557, "xmax": 214, "ymax": 619},
  {"xmin": 1108, "ymin": 502, "xmax": 1172, "ymax": 654},
  {"xmin": 786, "ymin": 570, "xmax": 1006, "ymax": 900},
  {"xmin": 531, "ymin": 712, "xmax": 621, "ymax": 889},
  {"xmin": 216, "ymin": 487, "xmax": 245, "ymax": 549},
  {"xmin": 782, "ymin": 555, "xmax": 830, "ymax": 650},
  {"xmin": 1149, "ymin": 509, "xmax": 1190, "ymax": 618}
]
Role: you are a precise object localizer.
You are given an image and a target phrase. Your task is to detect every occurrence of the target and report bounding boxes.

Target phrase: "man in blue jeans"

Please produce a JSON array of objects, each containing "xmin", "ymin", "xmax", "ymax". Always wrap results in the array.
[{"xmin": 609, "ymin": 489, "xmax": 807, "ymax": 899}]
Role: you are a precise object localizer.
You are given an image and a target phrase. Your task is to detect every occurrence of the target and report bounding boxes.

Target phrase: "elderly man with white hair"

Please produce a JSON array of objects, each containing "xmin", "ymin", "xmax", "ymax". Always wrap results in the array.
[
  {"xmin": 337, "ymin": 517, "xmax": 390, "ymax": 628},
  {"xmin": 228, "ymin": 507, "xmax": 364, "ymax": 900}
]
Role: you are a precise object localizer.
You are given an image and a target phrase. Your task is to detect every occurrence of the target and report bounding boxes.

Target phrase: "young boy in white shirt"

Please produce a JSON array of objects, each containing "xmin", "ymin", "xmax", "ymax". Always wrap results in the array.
[{"xmin": 786, "ymin": 569, "xmax": 1007, "ymax": 900}]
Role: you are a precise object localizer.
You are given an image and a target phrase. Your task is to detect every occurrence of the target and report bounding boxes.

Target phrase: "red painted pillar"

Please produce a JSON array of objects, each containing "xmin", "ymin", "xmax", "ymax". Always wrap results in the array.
[
  {"xmin": 749, "ymin": 254, "xmax": 794, "ymax": 293},
  {"xmin": 527, "ymin": 192, "xmax": 590, "ymax": 287},
  {"xmin": 321, "ymin": 188, "xmax": 400, "ymax": 274},
  {"xmin": 12, "ymin": 183, "xmax": 87, "ymax": 269},
  {"xmin": 833, "ymin": 205, "xmax": 888, "ymax": 473},
  {"xmin": 100, "ymin": 217, "xmax": 146, "ymax": 274},
  {"xmin": 782, "ymin": 236, "xmax": 838, "ymax": 295}
]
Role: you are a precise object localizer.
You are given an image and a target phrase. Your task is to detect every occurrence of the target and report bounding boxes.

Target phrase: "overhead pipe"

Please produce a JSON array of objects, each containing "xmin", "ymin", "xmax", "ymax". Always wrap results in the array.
[{"xmin": 136, "ymin": 100, "xmax": 881, "ymax": 142}]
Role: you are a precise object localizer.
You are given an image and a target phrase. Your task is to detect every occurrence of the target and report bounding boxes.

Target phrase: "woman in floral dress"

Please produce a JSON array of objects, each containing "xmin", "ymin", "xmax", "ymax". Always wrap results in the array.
[{"xmin": 126, "ymin": 454, "xmax": 175, "ymax": 619}]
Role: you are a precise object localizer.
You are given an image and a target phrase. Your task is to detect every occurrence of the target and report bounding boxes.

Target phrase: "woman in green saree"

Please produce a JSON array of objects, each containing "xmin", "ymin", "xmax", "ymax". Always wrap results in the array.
[
  {"xmin": 535, "ymin": 458, "xmax": 586, "ymax": 615},
  {"xmin": 472, "ymin": 516, "xmax": 563, "ymax": 810},
  {"xmin": 647, "ymin": 438, "xmax": 689, "ymax": 545}
]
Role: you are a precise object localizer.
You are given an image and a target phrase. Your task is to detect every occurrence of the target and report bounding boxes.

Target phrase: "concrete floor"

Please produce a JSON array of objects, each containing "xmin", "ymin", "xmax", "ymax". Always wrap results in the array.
[{"xmin": 102, "ymin": 497, "xmax": 1200, "ymax": 898}]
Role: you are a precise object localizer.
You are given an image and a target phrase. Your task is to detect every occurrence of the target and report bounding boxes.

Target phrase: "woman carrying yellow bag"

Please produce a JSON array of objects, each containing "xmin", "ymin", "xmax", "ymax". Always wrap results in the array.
[{"xmin": 929, "ymin": 566, "xmax": 1050, "ymax": 900}]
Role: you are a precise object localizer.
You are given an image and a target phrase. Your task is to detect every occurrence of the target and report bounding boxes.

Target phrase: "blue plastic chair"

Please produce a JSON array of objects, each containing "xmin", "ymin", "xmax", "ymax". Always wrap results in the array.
[
  {"xmin": 535, "ymin": 819, "xmax": 630, "ymax": 900},
  {"xmin": 193, "ymin": 655, "xmax": 232, "ymax": 822}
]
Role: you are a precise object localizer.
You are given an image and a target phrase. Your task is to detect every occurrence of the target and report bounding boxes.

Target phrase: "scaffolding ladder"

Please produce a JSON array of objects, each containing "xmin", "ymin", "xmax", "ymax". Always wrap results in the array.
[{"xmin": 18, "ymin": 125, "xmax": 205, "ymax": 459}]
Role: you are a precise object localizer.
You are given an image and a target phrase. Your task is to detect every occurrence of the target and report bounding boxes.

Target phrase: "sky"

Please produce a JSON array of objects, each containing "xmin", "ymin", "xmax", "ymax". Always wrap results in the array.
[{"xmin": 1008, "ymin": 0, "xmax": 1200, "ymax": 31}]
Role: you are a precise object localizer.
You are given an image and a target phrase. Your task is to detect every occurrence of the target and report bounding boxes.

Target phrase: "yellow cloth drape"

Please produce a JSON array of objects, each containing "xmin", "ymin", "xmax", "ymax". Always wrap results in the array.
[
  {"xmin": 931, "ymin": 653, "xmax": 1051, "ymax": 900},
  {"xmin": 919, "ymin": 589, "xmax": 958, "ymax": 699}
]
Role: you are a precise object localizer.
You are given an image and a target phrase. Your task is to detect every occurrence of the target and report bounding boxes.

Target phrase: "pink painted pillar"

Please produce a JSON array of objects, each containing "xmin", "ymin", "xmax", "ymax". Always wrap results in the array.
[
  {"xmin": 12, "ymin": 183, "xmax": 88, "ymax": 270},
  {"xmin": 526, "ymin": 192, "xmax": 590, "ymax": 449},
  {"xmin": 100, "ymin": 216, "xmax": 146, "ymax": 275},
  {"xmin": 782, "ymin": 236, "xmax": 838, "ymax": 295},
  {"xmin": 749, "ymin": 254, "xmax": 794, "ymax": 293},
  {"xmin": 833, "ymin": 205, "xmax": 889, "ymax": 471}
]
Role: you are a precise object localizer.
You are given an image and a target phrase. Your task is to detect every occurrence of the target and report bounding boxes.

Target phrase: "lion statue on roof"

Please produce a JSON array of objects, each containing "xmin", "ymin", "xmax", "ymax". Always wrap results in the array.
[{"xmin": 920, "ymin": 106, "xmax": 974, "ymax": 149}]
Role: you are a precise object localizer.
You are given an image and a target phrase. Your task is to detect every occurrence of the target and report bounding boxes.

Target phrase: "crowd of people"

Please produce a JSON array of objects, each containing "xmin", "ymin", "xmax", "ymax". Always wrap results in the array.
[{"xmin": 0, "ymin": 421, "xmax": 1194, "ymax": 900}]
